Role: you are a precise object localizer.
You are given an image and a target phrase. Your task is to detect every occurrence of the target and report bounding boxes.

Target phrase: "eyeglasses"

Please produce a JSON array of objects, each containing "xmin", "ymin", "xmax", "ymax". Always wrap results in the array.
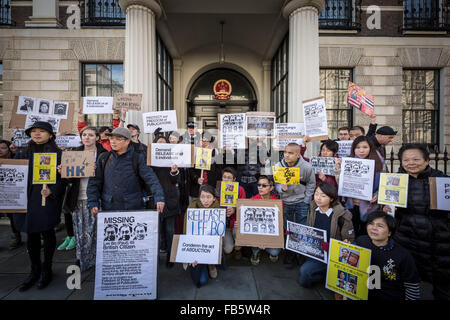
[{"xmin": 257, "ymin": 184, "xmax": 270, "ymax": 188}]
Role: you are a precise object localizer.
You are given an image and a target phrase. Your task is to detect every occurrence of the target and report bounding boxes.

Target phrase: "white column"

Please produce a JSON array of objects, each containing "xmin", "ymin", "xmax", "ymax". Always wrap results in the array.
[
  {"xmin": 283, "ymin": 0, "xmax": 324, "ymax": 123},
  {"xmin": 173, "ymin": 59, "xmax": 184, "ymax": 127},
  {"xmin": 261, "ymin": 60, "xmax": 271, "ymax": 112},
  {"xmin": 119, "ymin": 0, "xmax": 161, "ymax": 144},
  {"xmin": 25, "ymin": 0, "xmax": 60, "ymax": 27}
]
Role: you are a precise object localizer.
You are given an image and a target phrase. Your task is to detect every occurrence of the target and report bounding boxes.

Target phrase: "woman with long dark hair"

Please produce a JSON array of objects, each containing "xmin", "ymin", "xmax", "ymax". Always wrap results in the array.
[{"xmin": 14, "ymin": 121, "xmax": 66, "ymax": 291}]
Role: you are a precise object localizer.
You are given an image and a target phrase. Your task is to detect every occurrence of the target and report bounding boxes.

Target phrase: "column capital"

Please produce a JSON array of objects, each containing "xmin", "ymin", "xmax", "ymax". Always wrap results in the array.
[
  {"xmin": 262, "ymin": 60, "xmax": 271, "ymax": 71},
  {"xmin": 173, "ymin": 59, "xmax": 183, "ymax": 70},
  {"xmin": 119, "ymin": 0, "xmax": 162, "ymax": 18},
  {"xmin": 282, "ymin": 0, "xmax": 325, "ymax": 19}
]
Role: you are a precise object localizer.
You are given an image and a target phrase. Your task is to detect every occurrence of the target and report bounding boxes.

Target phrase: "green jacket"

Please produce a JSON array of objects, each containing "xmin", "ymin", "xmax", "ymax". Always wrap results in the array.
[{"xmin": 183, "ymin": 198, "xmax": 220, "ymax": 234}]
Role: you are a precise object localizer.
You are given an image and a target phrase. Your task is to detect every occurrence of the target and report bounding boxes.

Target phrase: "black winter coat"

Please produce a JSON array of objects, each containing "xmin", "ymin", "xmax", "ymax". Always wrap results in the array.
[
  {"xmin": 394, "ymin": 166, "xmax": 450, "ymax": 284},
  {"xmin": 152, "ymin": 166, "xmax": 181, "ymax": 218},
  {"xmin": 64, "ymin": 142, "xmax": 108, "ymax": 211},
  {"xmin": 13, "ymin": 142, "xmax": 66, "ymax": 233}
]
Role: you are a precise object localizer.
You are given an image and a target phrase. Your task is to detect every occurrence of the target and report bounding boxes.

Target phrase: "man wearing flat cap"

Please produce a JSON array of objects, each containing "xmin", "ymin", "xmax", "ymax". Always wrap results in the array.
[{"xmin": 87, "ymin": 127, "xmax": 165, "ymax": 214}]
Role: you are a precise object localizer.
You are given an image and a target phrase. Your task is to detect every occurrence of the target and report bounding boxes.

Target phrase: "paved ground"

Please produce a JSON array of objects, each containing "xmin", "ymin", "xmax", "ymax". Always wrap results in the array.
[{"xmin": 0, "ymin": 217, "xmax": 434, "ymax": 300}]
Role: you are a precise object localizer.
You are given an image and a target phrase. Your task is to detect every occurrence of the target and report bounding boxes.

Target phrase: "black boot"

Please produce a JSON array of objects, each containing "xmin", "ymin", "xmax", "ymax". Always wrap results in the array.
[
  {"xmin": 19, "ymin": 265, "xmax": 41, "ymax": 292},
  {"xmin": 37, "ymin": 269, "xmax": 53, "ymax": 290}
]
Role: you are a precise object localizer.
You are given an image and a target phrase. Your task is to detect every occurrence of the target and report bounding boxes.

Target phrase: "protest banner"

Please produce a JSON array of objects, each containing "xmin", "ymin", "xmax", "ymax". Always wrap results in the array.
[
  {"xmin": 61, "ymin": 151, "xmax": 96, "ymax": 178},
  {"xmin": 25, "ymin": 114, "xmax": 60, "ymax": 134},
  {"xmin": 429, "ymin": 177, "xmax": 450, "ymax": 210},
  {"xmin": 94, "ymin": 210, "xmax": 158, "ymax": 300},
  {"xmin": 302, "ymin": 96, "xmax": 329, "ymax": 141},
  {"xmin": 142, "ymin": 110, "xmax": 178, "ymax": 134},
  {"xmin": 310, "ymin": 157, "xmax": 337, "ymax": 176},
  {"xmin": 82, "ymin": 96, "xmax": 114, "ymax": 114},
  {"xmin": 218, "ymin": 113, "xmax": 246, "ymax": 149},
  {"xmin": 272, "ymin": 166, "xmax": 300, "ymax": 185},
  {"xmin": 55, "ymin": 136, "xmax": 82, "ymax": 148},
  {"xmin": 185, "ymin": 208, "xmax": 226, "ymax": 236},
  {"xmin": 32, "ymin": 153, "xmax": 57, "ymax": 184},
  {"xmin": 338, "ymin": 157, "xmax": 375, "ymax": 201},
  {"xmin": 0, "ymin": 159, "xmax": 29, "ymax": 213},
  {"xmin": 336, "ymin": 140, "xmax": 353, "ymax": 158},
  {"xmin": 147, "ymin": 143, "xmax": 193, "ymax": 168},
  {"xmin": 52, "ymin": 102, "xmax": 69, "ymax": 119},
  {"xmin": 348, "ymin": 82, "xmax": 374, "ymax": 117},
  {"xmin": 170, "ymin": 234, "xmax": 222, "ymax": 265},
  {"xmin": 12, "ymin": 129, "xmax": 31, "ymax": 147},
  {"xmin": 219, "ymin": 181, "xmax": 239, "ymax": 207},
  {"xmin": 377, "ymin": 173, "xmax": 409, "ymax": 208},
  {"xmin": 326, "ymin": 239, "xmax": 372, "ymax": 300},
  {"xmin": 195, "ymin": 147, "xmax": 212, "ymax": 171},
  {"xmin": 273, "ymin": 123, "xmax": 304, "ymax": 151},
  {"xmin": 273, "ymin": 137, "xmax": 303, "ymax": 151},
  {"xmin": 113, "ymin": 93, "xmax": 142, "ymax": 110},
  {"xmin": 10, "ymin": 96, "xmax": 75, "ymax": 134},
  {"xmin": 286, "ymin": 221, "xmax": 327, "ymax": 263},
  {"xmin": 246, "ymin": 112, "xmax": 276, "ymax": 138},
  {"xmin": 17, "ymin": 96, "xmax": 36, "ymax": 115},
  {"xmin": 235, "ymin": 199, "xmax": 284, "ymax": 249}
]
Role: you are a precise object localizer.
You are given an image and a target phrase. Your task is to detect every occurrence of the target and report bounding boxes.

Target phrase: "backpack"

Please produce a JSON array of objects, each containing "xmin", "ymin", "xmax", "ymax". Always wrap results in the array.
[{"xmin": 97, "ymin": 151, "xmax": 155, "ymax": 209}]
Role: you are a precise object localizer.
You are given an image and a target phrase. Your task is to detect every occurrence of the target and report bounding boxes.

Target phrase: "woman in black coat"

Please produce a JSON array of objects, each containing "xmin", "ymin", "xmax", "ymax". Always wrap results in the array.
[
  {"xmin": 389, "ymin": 144, "xmax": 450, "ymax": 300},
  {"xmin": 14, "ymin": 121, "xmax": 66, "ymax": 291},
  {"xmin": 153, "ymin": 136, "xmax": 181, "ymax": 268}
]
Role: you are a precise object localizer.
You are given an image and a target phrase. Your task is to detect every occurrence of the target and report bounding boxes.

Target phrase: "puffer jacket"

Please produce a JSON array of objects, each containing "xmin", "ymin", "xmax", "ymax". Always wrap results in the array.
[{"xmin": 394, "ymin": 166, "xmax": 450, "ymax": 284}]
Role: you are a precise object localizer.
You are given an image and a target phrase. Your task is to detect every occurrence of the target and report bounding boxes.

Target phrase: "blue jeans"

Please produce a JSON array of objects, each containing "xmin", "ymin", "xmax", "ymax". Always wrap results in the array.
[
  {"xmin": 251, "ymin": 247, "xmax": 281, "ymax": 257},
  {"xmin": 298, "ymin": 258, "xmax": 327, "ymax": 288},
  {"xmin": 284, "ymin": 202, "xmax": 309, "ymax": 227},
  {"xmin": 189, "ymin": 264, "xmax": 209, "ymax": 288}
]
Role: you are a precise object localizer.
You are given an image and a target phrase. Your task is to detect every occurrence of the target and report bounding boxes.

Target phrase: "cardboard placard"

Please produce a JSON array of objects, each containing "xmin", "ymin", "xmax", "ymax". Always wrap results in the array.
[
  {"xmin": 0, "ymin": 159, "xmax": 29, "ymax": 213},
  {"xmin": 272, "ymin": 166, "xmax": 300, "ymax": 185},
  {"xmin": 170, "ymin": 234, "xmax": 223, "ymax": 265},
  {"xmin": 235, "ymin": 199, "xmax": 284, "ymax": 249},
  {"xmin": 185, "ymin": 208, "xmax": 227, "ymax": 236},
  {"xmin": 336, "ymin": 140, "xmax": 353, "ymax": 158},
  {"xmin": 194, "ymin": 147, "xmax": 213, "ymax": 170},
  {"xmin": 147, "ymin": 143, "xmax": 194, "ymax": 168},
  {"xmin": 142, "ymin": 110, "xmax": 178, "ymax": 134},
  {"xmin": 113, "ymin": 93, "xmax": 142, "ymax": 110},
  {"xmin": 61, "ymin": 150, "xmax": 96, "ymax": 178},
  {"xmin": 218, "ymin": 113, "xmax": 247, "ymax": 150},
  {"xmin": 10, "ymin": 96, "xmax": 75, "ymax": 134},
  {"xmin": 273, "ymin": 123, "xmax": 304, "ymax": 151},
  {"xmin": 429, "ymin": 177, "xmax": 450, "ymax": 210},
  {"xmin": 245, "ymin": 112, "xmax": 276, "ymax": 138},
  {"xmin": 55, "ymin": 136, "xmax": 82, "ymax": 148},
  {"xmin": 377, "ymin": 173, "xmax": 409, "ymax": 208},
  {"xmin": 302, "ymin": 96, "xmax": 329, "ymax": 141}
]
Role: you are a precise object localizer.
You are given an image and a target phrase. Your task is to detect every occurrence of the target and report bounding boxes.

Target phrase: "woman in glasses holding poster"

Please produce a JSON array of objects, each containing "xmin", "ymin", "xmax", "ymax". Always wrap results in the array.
[
  {"xmin": 388, "ymin": 144, "xmax": 449, "ymax": 300},
  {"xmin": 13, "ymin": 121, "xmax": 66, "ymax": 291}
]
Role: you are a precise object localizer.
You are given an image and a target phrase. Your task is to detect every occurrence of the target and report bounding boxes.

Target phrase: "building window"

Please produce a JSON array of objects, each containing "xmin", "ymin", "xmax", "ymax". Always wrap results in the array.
[
  {"xmin": 79, "ymin": 0, "xmax": 126, "ymax": 26},
  {"xmin": 319, "ymin": 0, "xmax": 361, "ymax": 30},
  {"xmin": 82, "ymin": 63, "xmax": 123, "ymax": 127},
  {"xmin": 402, "ymin": 0, "xmax": 449, "ymax": 31},
  {"xmin": 0, "ymin": 0, "xmax": 13, "ymax": 26},
  {"xmin": 320, "ymin": 68, "xmax": 353, "ymax": 139},
  {"xmin": 0, "ymin": 63, "xmax": 3, "ymax": 139},
  {"xmin": 271, "ymin": 35, "xmax": 288, "ymax": 123},
  {"xmin": 156, "ymin": 35, "xmax": 173, "ymax": 111},
  {"xmin": 402, "ymin": 69, "xmax": 440, "ymax": 147}
]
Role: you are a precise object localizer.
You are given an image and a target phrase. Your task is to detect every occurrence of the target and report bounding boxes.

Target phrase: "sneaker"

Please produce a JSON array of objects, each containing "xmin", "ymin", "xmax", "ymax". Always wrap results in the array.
[
  {"xmin": 269, "ymin": 254, "xmax": 279, "ymax": 263},
  {"xmin": 250, "ymin": 252, "xmax": 260, "ymax": 266},
  {"xmin": 208, "ymin": 265, "xmax": 218, "ymax": 279},
  {"xmin": 65, "ymin": 237, "xmax": 76, "ymax": 250},
  {"xmin": 9, "ymin": 234, "xmax": 22, "ymax": 250},
  {"xmin": 233, "ymin": 249, "xmax": 242, "ymax": 261},
  {"xmin": 57, "ymin": 236, "xmax": 71, "ymax": 250}
]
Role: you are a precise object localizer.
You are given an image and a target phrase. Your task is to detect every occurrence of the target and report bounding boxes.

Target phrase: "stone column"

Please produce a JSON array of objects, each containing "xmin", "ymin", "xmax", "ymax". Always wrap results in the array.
[
  {"xmin": 173, "ymin": 59, "xmax": 184, "ymax": 128},
  {"xmin": 25, "ymin": 0, "xmax": 60, "ymax": 27},
  {"xmin": 119, "ymin": 0, "xmax": 162, "ymax": 144},
  {"xmin": 261, "ymin": 60, "xmax": 271, "ymax": 112},
  {"xmin": 283, "ymin": 0, "xmax": 325, "ymax": 123}
]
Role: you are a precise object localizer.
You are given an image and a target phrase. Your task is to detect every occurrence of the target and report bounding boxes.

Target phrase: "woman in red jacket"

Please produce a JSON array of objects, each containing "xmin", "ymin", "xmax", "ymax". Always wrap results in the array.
[{"xmin": 249, "ymin": 175, "xmax": 282, "ymax": 266}]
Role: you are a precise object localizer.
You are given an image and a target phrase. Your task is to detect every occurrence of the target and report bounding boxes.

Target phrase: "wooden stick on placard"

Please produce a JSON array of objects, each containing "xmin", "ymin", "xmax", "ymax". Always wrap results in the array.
[
  {"xmin": 200, "ymin": 169, "xmax": 204, "ymax": 184},
  {"xmin": 41, "ymin": 184, "xmax": 48, "ymax": 206}
]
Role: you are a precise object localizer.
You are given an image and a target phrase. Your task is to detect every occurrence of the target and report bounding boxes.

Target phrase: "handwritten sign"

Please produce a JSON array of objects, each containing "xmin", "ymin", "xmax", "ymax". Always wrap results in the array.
[
  {"xmin": 272, "ymin": 166, "xmax": 300, "ymax": 185},
  {"xmin": 113, "ymin": 93, "xmax": 142, "ymax": 110},
  {"xmin": 55, "ymin": 136, "xmax": 82, "ymax": 148},
  {"xmin": 185, "ymin": 208, "xmax": 226, "ymax": 236},
  {"xmin": 61, "ymin": 151, "xmax": 96, "ymax": 178},
  {"xmin": 337, "ymin": 140, "xmax": 353, "ymax": 158}
]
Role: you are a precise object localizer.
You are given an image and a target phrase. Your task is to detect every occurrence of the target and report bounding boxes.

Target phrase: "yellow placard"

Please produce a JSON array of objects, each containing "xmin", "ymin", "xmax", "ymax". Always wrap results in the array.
[
  {"xmin": 33, "ymin": 153, "xmax": 57, "ymax": 184},
  {"xmin": 377, "ymin": 173, "xmax": 409, "ymax": 208},
  {"xmin": 272, "ymin": 166, "xmax": 300, "ymax": 185},
  {"xmin": 195, "ymin": 147, "xmax": 212, "ymax": 171},
  {"xmin": 326, "ymin": 239, "xmax": 372, "ymax": 300},
  {"xmin": 220, "ymin": 181, "xmax": 239, "ymax": 207}
]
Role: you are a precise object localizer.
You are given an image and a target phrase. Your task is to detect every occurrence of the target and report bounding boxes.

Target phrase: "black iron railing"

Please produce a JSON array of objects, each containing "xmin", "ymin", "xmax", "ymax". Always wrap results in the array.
[
  {"xmin": 319, "ymin": 0, "xmax": 362, "ymax": 30},
  {"xmin": 387, "ymin": 146, "xmax": 448, "ymax": 175},
  {"xmin": 402, "ymin": 0, "xmax": 450, "ymax": 31},
  {"xmin": 79, "ymin": 0, "xmax": 125, "ymax": 26},
  {"xmin": 0, "ymin": 0, "xmax": 14, "ymax": 26}
]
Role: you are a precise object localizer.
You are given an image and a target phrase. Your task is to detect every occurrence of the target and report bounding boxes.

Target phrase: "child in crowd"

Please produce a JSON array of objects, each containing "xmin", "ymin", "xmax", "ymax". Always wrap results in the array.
[
  {"xmin": 249, "ymin": 175, "xmax": 282, "ymax": 266},
  {"xmin": 298, "ymin": 183, "xmax": 354, "ymax": 288},
  {"xmin": 185, "ymin": 185, "xmax": 221, "ymax": 287},
  {"xmin": 356, "ymin": 211, "xmax": 421, "ymax": 300},
  {"xmin": 217, "ymin": 167, "xmax": 246, "ymax": 260}
]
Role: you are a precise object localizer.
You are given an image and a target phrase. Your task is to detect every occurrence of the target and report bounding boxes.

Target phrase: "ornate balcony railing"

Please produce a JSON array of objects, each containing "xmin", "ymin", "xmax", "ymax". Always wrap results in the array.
[
  {"xmin": 79, "ymin": 0, "xmax": 125, "ymax": 26},
  {"xmin": 402, "ymin": 0, "xmax": 450, "ymax": 31},
  {"xmin": 319, "ymin": 0, "xmax": 362, "ymax": 30},
  {"xmin": 0, "ymin": 0, "xmax": 14, "ymax": 26}
]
